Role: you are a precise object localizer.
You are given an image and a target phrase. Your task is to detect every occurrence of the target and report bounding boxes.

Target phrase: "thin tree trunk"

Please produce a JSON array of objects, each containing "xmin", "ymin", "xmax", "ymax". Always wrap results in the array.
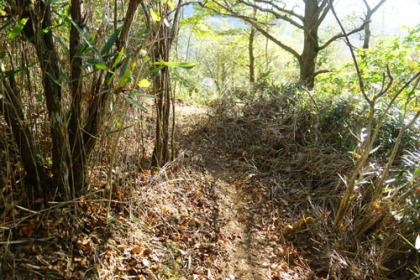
[
  {"xmin": 149, "ymin": 0, "xmax": 183, "ymax": 167},
  {"xmin": 0, "ymin": 76, "xmax": 46, "ymax": 198},
  {"xmin": 362, "ymin": 0, "xmax": 387, "ymax": 50},
  {"xmin": 249, "ymin": 26, "xmax": 256, "ymax": 84},
  {"xmin": 152, "ymin": 33, "xmax": 171, "ymax": 166},
  {"xmin": 363, "ymin": 19, "xmax": 371, "ymax": 49},
  {"xmin": 24, "ymin": 2, "xmax": 69, "ymax": 198},
  {"xmin": 68, "ymin": 0, "xmax": 87, "ymax": 196}
]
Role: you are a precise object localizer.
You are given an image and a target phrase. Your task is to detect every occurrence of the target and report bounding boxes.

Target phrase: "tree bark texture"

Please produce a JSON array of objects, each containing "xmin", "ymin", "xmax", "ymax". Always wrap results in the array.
[
  {"xmin": 68, "ymin": 0, "xmax": 88, "ymax": 196},
  {"xmin": 152, "ymin": 24, "xmax": 172, "ymax": 166},
  {"xmin": 363, "ymin": 20, "xmax": 371, "ymax": 49},
  {"xmin": 249, "ymin": 26, "xmax": 256, "ymax": 84},
  {"xmin": 21, "ymin": 1, "xmax": 70, "ymax": 197}
]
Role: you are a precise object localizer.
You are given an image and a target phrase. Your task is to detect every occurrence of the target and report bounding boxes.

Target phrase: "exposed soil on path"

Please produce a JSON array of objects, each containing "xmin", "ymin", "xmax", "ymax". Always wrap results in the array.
[
  {"xmin": 202, "ymin": 152, "xmax": 266, "ymax": 280},
  {"xmin": 177, "ymin": 102, "xmax": 310, "ymax": 279}
]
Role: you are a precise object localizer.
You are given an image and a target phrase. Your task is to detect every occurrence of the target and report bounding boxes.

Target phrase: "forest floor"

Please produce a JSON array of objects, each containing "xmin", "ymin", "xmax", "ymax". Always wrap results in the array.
[{"xmin": 1, "ymin": 98, "xmax": 355, "ymax": 279}]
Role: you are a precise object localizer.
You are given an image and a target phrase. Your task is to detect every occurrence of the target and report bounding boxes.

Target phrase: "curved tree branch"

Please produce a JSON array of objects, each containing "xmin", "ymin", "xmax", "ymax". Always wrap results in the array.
[
  {"xmin": 319, "ymin": 21, "xmax": 367, "ymax": 51},
  {"xmin": 254, "ymin": 0, "xmax": 304, "ymax": 21},
  {"xmin": 238, "ymin": 0, "xmax": 304, "ymax": 26},
  {"xmin": 313, "ymin": 69, "xmax": 331, "ymax": 76},
  {"xmin": 203, "ymin": 1, "xmax": 301, "ymax": 60},
  {"xmin": 363, "ymin": 0, "xmax": 387, "ymax": 15}
]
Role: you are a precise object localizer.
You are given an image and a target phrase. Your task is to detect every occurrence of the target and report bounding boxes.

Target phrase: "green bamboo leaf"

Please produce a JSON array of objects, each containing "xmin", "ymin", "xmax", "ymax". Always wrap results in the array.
[
  {"xmin": 9, "ymin": 18, "xmax": 28, "ymax": 39},
  {"xmin": 76, "ymin": 42, "xmax": 90, "ymax": 57},
  {"xmin": 413, "ymin": 166, "xmax": 419, "ymax": 185},
  {"xmin": 101, "ymin": 27, "xmax": 122, "ymax": 56},
  {"xmin": 150, "ymin": 66, "xmax": 164, "ymax": 74},
  {"xmin": 5, "ymin": 62, "xmax": 36, "ymax": 78},
  {"xmin": 35, "ymin": 94, "xmax": 43, "ymax": 102},
  {"xmin": 125, "ymin": 95, "xmax": 147, "ymax": 111},
  {"xmin": 60, "ymin": 69, "xmax": 69, "ymax": 84},
  {"xmin": 52, "ymin": 33, "xmax": 69, "ymax": 52},
  {"xmin": 150, "ymin": 9, "xmax": 161, "ymax": 22},
  {"xmin": 46, "ymin": 72, "xmax": 62, "ymax": 86},
  {"xmin": 118, "ymin": 114, "xmax": 149, "ymax": 124},
  {"xmin": 69, "ymin": 70, "xmax": 98, "ymax": 83},
  {"xmin": 129, "ymin": 93, "xmax": 157, "ymax": 99},
  {"xmin": 118, "ymin": 62, "xmax": 136, "ymax": 86},
  {"xmin": 119, "ymin": 54, "xmax": 131, "ymax": 76},
  {"xmin": 113, "ymin": 47, "xmax": 125, "ymax": 69},
  {"xmin": 164, "ymin": 0, "xmax": 175, "ymax": 10},
  {"xmin": 105, "ymin": 124, "xmax": 135, "ymax": 135},
  {"xmin": 118, "ymin": 73, "xmax": 132, "ymax": 86},
  {"xmin": 69, "ymin": 17, "xmax": 99, "ymax": 57},
  {"xmin": 107, "ymin": 73, "xmax": 115, "ymax": 85},
  {"xmin": 154, "ymin": 61, "xmax": 195, "ymax": 70},
  {"xmin": 103, "ymin": 53, "xmax": 117, "ymax": 60},
  {"xmin": 92, "ymin": 62, "xmax": 113, "ymax": 73}
]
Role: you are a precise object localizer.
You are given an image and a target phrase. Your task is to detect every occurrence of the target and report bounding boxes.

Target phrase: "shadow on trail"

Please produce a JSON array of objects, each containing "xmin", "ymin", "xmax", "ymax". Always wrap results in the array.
[
  {"xmin": 176, "ymin": 100, "xmax": 327, "ymax": 279},
  {"xmin": 185, "ymin": 142, "xmax": 269, "ymax": 279}
]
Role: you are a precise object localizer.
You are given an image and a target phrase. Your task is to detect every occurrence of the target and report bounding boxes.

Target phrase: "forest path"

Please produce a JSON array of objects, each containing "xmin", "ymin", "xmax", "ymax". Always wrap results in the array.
[
  {"xmin": 177, "ymin": 102, "xmax": 274, "ymax": 279},
  {"xmin": 202, "ymin": 153, "xmax": 267, "ymax": 279}
]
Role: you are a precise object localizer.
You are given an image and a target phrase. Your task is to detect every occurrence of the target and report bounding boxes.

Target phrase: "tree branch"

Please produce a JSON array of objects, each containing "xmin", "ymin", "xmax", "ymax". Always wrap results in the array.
[
  {"xmin": 203, "ymin": 1, "xmax": 301, "ymax": 60},
  {"xmin": 116, "ymin": 0, "xmax": 141, "ymax": 50},
  {"xmin": 328, "ymin": 0, "xmax": 370, "ymax": 103},
  {"xmin": 253, "ymin": 0, "xmax": 304, "ymax": 21},
  {"xmin": 236, "ymin": 0, "xmax": 305, "ymax": 30},
  {"xmin": 318, "ymin": 21, "xmax": 367, "ymax": 51},
  {"xmin": 170, "ymin": 0, "xmax": 184, "ymax": 41},
  {"xmin": 313, "ymin": 69, "xmax": 331, "ymax": 76},
  {"xmin": 315, "ymin": 0, "xmax": 331, "ymax": 29},
  {"xmin": 363, "ymin": 0, "xmax": 387, "ymax": 15}
]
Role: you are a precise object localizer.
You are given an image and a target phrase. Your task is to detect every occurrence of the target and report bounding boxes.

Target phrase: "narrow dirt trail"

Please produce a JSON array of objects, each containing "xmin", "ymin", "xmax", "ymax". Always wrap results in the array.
[
  {"xmin": 203, "ymin": 153, "xmax": 266, "ymax": 279},
  {"xmin": 177, "ymin": 103, "xmax": 274, "ymax": 279}
]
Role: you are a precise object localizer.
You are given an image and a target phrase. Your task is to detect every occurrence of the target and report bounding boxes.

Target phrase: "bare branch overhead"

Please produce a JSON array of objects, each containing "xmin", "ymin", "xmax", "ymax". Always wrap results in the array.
[
  {"xmin": 236, "ymin": 0, "xmax": 305, "ymax": 29},
  {"xmin": 252, "ymin": 0, "xmax": 305, "ymax": 21},
  {"xmin": 319, "ymin": 21, "xmax": 368, "ymax": 50},
  {"xmin": 202, "ymin": 0, "xmax": 301, "ymax": 59},
  {"xmin": 362, "ymin": 0, "xmax": 388, "ymax": 15}
]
